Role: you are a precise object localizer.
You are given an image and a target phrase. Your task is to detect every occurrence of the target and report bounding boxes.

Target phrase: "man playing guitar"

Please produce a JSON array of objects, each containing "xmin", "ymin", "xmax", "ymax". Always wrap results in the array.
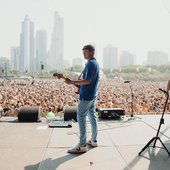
[{"xmin": 64, "ymin": 44, "xmax": 99, "ymax": 153}]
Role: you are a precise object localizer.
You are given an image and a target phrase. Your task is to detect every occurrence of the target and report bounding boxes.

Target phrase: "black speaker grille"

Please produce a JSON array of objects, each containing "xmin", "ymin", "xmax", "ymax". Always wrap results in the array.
[{"xmin": 18, "ymin": 106, "xmax": 40, "ymax": 122}]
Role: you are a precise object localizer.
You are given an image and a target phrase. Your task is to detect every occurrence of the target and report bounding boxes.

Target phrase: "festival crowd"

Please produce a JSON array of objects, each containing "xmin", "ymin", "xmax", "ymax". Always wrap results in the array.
[{"xmin": 0, "ymin": 77, "xmax": 169, "ymax": 117}]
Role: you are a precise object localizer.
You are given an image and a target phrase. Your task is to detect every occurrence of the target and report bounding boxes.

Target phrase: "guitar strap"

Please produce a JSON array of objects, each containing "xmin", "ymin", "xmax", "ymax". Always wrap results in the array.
[
  {"xmin": 78, "ymin": 57, "xmax": 96, "ymax": 80},
  {"xmin": 78, "ymin": 69, "xmax": 84, "ymax": 80}
]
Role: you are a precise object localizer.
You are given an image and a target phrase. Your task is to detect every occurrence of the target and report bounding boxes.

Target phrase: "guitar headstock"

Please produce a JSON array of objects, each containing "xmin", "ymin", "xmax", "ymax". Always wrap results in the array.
[{"xmin": 53, "ymin": 73, "xmax": 63, "ymax": 79}]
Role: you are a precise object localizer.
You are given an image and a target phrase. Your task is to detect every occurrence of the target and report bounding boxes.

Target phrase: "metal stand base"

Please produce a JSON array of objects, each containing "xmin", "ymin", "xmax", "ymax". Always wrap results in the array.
[
  {"xmin": 139, "ymin": 136, "xmax": 170, "ymax": 156},
  {"xmin": 127, "ymin": 114, "xmax": 141, "ymax": 121},
  {"xmin": 139, "ymin": 88, "xmax": 170, "ymax": 156}
]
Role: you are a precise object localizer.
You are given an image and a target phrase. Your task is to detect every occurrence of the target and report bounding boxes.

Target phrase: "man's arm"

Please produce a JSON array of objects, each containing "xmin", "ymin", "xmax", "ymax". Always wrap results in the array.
[{"xmin": 65, "ymin": 78, "xmax": 91, "ymax": 85}]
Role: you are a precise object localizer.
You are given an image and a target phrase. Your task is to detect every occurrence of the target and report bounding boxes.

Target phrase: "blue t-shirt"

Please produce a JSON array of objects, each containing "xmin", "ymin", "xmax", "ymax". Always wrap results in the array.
[{"xmin": 79, "ymin": 58, "xmax": 99, "ymax": 100}]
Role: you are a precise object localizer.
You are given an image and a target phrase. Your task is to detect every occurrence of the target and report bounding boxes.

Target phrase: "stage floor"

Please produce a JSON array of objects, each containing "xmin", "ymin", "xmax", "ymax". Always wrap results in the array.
[{"xmin": 0, "ymin": 114, "xmax": 170, "ymax": 170}]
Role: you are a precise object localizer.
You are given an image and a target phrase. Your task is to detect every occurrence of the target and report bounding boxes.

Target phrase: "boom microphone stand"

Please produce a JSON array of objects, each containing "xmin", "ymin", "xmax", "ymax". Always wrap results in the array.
[
  {"xmin": 124, "ymin": 81, "xmax": 141, "ymax": 120},
  {"xmin": 139, "ymin": 88, "xmax": 170, "ymax": 156}
]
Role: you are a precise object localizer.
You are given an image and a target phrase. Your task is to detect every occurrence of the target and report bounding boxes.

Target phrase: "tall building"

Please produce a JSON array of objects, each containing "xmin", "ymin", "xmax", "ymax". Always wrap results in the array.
[
  {"xmin": 48, "ymin": 11, "xmax": 64, "ymax": 70},
  {"xmin": 10, "ymin": 46, "xmax": 20, "ymax": 70},
  {"xmin": 119, "ymin": 51, "xmax": 136, "ymax": 66},
  {"xmin": 0, "ymin": 57, "xmax": 10, "ymax": 75},
  {"xmin": 63, "ymin": 59, "xmax": 70, "ymax": 69},
  {"xmin": 103, "ymin": 45, "xmax": 118, "ymax": 69},
  {"xmin": 36, "ymin": 30, "xmax": 47, "ymax": 71},
  {"xmin": 72, "ymin": 57, "xmax": 83, "ymax": 67},
  {"xmin": 19, "ymin": 15, "xmax": 35, "ymax": 72},
  {"xmin": 147, "ymin": 51, "xmax": 168, "ymax": 65}
]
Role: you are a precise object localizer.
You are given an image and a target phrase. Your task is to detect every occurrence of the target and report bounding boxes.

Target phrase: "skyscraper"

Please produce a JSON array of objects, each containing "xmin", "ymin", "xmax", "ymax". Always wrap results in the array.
[
  {"xmin": 119, "ymin": 51, "xmax": 136, "ymax": 66},
  {"xmin": 72, "ymin": 57, "xmax": 83, "ymax": 67},
  {"xmin": 48, "ymin": 11, "xmax": 64, "ymax": 70},
  {"xmin": 147, "ymin": 51, "xmax": 168, "ymax": 65},
  {"xmin": 0, "ymin": 57, "xmax": 9, "ymax": 75},
  {"xmin": 103, "ymin": 44, "xmax": 118, "ymax": 69},
  {"xmin": 36, "ymin": 30, "xmax": 47, "ymax": 71},
  {"xmin": 19, "ymin": 15, "xmax": 35, "ymax": 72},
  {"xmin": 10, "ymin": 46, "xmax": 19, "ymax": 70}
]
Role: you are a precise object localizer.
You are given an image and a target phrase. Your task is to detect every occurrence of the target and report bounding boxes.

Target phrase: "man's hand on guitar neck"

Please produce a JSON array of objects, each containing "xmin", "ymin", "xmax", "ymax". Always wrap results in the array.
[
  {"xmin": 53, "ymin": 72, "xmax": 90, "ymax": 86},
  {"xmin": 53, "ymin": 73, "xmax": 80, "ymax": 94}
]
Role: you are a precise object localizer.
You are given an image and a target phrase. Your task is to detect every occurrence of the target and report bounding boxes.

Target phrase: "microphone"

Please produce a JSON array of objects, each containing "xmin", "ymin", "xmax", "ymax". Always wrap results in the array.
[
  {"xmin": 124, "ymin": 81, "xmax": 131, "ymax": 83},
  {"xmin": 159, "ymin": 88, "xmax": 168, "ymax": 95}
]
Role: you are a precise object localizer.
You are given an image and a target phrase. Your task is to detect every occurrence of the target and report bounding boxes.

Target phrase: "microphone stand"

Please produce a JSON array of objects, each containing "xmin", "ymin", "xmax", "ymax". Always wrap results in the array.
[
  {"xmin": 139, "ymin": 88, "xmax": 170, "ymax": 156},
  {"xmin": 129, "ymin": 83, "xmax": 134, "ymax": 117},
  {"xmin": 125, "ymin": 81, "xmax": 141, "ymax": 120}
]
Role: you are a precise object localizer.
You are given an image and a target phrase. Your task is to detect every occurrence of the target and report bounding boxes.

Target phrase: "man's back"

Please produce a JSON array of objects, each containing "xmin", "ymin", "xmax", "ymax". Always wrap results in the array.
[{"xmin": 79, "ymin": 58, "xmax": 99, "ymax": 100}]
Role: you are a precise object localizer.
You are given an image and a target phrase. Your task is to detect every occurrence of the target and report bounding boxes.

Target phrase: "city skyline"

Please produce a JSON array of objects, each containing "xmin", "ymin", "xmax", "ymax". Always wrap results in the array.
[
  {"xmin": 1, "ymin": 0, "xmax": 170, "ymax": 67},
  {"xmin": 20, "ymin": 15, "xmax": 35, "ymax": 72}
]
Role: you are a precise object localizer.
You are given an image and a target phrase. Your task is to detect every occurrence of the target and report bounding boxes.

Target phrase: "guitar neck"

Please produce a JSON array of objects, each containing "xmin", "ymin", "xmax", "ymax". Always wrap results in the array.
[
  {"xmin": 53, "ymin": 72, "xmax": 80, "ymax": 88},
  {"xmin": 61, "ymin": 76, "xmax": 67, "ymax": 81}
]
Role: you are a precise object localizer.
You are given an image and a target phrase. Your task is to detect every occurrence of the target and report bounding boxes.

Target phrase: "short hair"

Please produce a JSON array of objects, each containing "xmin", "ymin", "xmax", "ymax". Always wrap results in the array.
[{"xmin": 82, "ymin": 44, "xmax": 95, "ymax": 52}]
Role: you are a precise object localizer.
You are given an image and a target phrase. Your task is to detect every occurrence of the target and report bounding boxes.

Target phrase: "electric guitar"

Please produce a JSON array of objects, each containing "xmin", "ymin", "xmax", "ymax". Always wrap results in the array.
[{"xmin": 53, "ymin": 73, "xmax": 80, "ymax": 94}]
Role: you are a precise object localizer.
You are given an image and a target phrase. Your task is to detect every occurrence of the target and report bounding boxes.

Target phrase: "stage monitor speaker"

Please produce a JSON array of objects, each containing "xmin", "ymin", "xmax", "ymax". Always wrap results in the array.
[
  {"xmin": 18, "ymin": 106, "xmax": 40, "ymax": 122},
  {"xmin": 97, "ymin": 108, "xmax": 125, "ymax": 120},
  {"xmin": 64, "ymin": 106, "xmax": 77, "ymax": 122}
]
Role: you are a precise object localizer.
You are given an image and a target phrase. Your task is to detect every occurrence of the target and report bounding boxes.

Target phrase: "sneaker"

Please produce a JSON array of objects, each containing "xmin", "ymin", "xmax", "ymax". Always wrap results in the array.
[
  {"xmin": 68, "ymin": 145, "xmax": 87, "ymax": 154},
  {"xmin": 86, "ymin": 140, "xmax": 98, "ymax": 147}
]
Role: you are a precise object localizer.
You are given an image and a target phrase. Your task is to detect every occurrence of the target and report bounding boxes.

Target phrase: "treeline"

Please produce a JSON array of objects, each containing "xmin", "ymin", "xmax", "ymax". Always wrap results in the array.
[
  {"xmin": 102, "ymin": 65, "xmax": 170, "ymax": 81},
  {"xmin": 5, "ymin": 64, "xmax": 170, "ymax": 81}
]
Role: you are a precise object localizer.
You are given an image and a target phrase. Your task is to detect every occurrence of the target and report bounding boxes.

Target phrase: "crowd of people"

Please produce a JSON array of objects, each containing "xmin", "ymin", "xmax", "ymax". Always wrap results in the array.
[{"xmin": 0, "ymin": 77, "xmax": 169, "ymax": 117}]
